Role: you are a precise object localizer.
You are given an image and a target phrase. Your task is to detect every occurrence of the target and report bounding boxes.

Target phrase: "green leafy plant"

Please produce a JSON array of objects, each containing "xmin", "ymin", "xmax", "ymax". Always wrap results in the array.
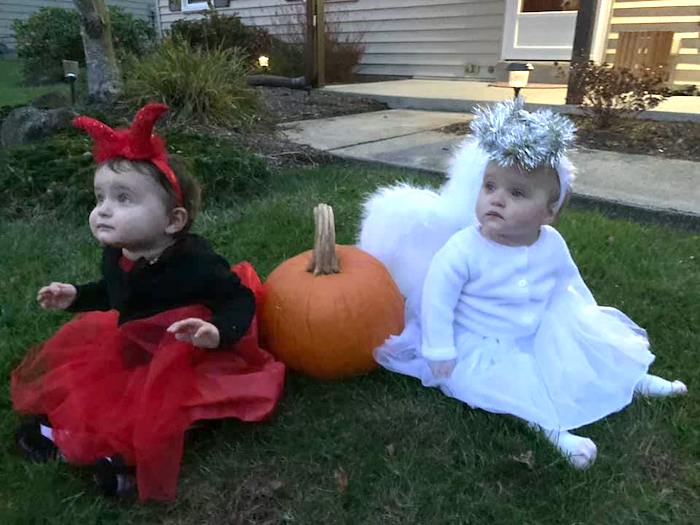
[
  {"xmin": 169, "ymin": 9, "xmax": 365, "ymax": 83},
  {"xmin": 107, "ymin": 7, "xmax": 157, "ymax": 60},
  {"xmin": 0, "ymin": 129, "xmax": 270, "ymax": 220},
  {"xmin": 123, "ymin": 38, "xmax": 260, "ymax": 126},
  {"xmin": 12, "ymin": 7, "xmax": 155, "ymax": 85},
  {"xmin": 11, "ymin": 8, "xmax": 82, "ymax": 85},
  {"xmin": 0, "ymin": 130, "xmax": 95, "ymax": 219},
  {"xmin": 566, "ymin": 61, "xmax": 669, "ymax": 127},
  {"xmin": 169, "ymin": 10, "xmax": 272, "ymax": 67},
  {"xmin": 266, "ymin": 39, "xmax": 306, "ymax": 78},
  {"xmin": 167, "ymin": 132, "xmax": 270, "ymax": 202}
]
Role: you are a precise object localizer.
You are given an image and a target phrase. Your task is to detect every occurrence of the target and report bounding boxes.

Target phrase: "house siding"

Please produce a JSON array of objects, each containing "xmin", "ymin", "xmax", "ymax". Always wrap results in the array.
[
  {"xmin": 604, "ymin": 0, "xmax": 700, "ymax": 86},
  {"xmin": 156, "ymin": 0, "xmax": 506, "ymax": 80},
  {"xmin": 0, "ymin": 0, "xmax": 155, "ymax": 54}
]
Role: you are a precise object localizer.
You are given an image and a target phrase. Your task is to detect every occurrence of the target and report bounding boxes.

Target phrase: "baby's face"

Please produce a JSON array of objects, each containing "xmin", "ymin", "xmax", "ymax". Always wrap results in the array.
[
  {"xmin": 89, "ymin": 165, "xmax": 173, "ymax": 250},
  {"xmin": 476, "ymin": 162, "xmax": 558, "ymax": 246}
]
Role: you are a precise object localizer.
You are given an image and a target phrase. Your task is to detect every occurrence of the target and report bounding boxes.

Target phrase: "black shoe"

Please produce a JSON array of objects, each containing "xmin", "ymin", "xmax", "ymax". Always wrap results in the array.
[
  {"xmin": 93, "ymin": 455, "xmax": 136, "ymax": 497},
  {"xmin": 15, "ymin": 415, "xmax": 59, "ymax": 463}
]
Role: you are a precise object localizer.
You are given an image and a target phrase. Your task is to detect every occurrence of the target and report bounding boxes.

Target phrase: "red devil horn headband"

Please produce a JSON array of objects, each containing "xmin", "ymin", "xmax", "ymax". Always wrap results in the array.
[{"xmin": 73, "ymin": 103, "xmax": 184, "ymax": 206}]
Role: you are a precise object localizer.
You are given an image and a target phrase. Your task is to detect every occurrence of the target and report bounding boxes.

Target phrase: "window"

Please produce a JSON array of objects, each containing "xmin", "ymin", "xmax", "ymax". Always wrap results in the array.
[
  {"xmin": 182, "ymin": 1, "xmax": 210, "ymax": 13},
  {"xmin": 521, "ymin": 0, "xmax": 579, "ymax": 12}
]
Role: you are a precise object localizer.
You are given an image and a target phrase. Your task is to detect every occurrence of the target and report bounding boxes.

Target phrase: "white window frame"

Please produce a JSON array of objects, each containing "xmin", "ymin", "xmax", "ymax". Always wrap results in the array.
[
  {"xmin": 502, "ymin": 0, "xmax": 578, "ymax": 61},
  {"xmin": 182, "ymin": 1, "xmax": 210, "ymax": 13}
]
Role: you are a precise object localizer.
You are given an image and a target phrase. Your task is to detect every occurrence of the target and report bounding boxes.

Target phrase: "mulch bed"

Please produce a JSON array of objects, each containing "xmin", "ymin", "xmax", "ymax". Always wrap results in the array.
[
  {"xmin": 256, "ymin": 86, "xmax": 387, "ymax": 123},
  {"xmin": 203, "ymin": 86, "xmax": 388, "ymax": 169},
  {"xmin": 4, "ymin": 86, "xmax": 698, "ymax": 167},
  {"xmin": 250, "ymin": 87, "xmax": 699, "ymax": 166},
  {"xmin": 440, "ymin": 113, "xmax": 700, "ymax": 162}
]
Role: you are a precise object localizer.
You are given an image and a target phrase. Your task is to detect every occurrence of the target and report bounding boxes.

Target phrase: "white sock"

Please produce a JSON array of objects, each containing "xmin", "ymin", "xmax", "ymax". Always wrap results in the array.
[
  {"xmin": 530, "ymin": 423, "xmax": 598, "ymax": 469},
  {"xmin": 40, "ymin": 423, "xmax": 55, "ymax": 443},
  {"xmin": 634, "ymin": 374, "xmax": 687, "ymax": 397},
  {"xmin": 39, "ymin": 422, "xmax": 67, "ymax": 461}
]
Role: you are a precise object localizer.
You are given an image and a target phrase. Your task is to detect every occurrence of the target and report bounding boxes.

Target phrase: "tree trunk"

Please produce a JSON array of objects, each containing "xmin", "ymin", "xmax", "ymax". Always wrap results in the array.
[{"xmin": 73, "ymin": 0, "xmax": 123, "ymax": 104}]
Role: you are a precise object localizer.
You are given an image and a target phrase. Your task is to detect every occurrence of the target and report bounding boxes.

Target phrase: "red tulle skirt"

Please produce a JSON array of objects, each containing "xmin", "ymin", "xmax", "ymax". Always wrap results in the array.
[{"xmin": 11, "ymin": 262, "xmax": 286, "ymax": 502}]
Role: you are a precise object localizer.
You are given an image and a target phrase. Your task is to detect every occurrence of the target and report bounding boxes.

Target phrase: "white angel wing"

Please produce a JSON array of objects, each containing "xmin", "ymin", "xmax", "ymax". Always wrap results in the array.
[
  {"xmin": 359, "ymin": 184, "xmax": 442, "ymax": 306},
  {"xmin": 359, "ymin": 140, "xmax": 489, "ymax": 311}
]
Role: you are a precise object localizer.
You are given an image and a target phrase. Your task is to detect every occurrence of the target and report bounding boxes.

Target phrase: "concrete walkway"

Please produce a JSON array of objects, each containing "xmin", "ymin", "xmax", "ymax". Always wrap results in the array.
[
  {"xmin": 279, "ymin": 109, "xmax": 700, "ymax": 221},
  {"xmin": 324, "ymin": 80, "xmax": 700, "ymax": 123}
]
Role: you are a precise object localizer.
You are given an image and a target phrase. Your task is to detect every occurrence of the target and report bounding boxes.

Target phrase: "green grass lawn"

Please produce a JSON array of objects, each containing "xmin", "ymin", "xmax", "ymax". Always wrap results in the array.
[
  {"xmin": 0, "ymin": 162, "xmax": 698, "ymax": 524},
  {"xmin": 0, "ymin": 59, "xmax": 69, "ymax": 107}
]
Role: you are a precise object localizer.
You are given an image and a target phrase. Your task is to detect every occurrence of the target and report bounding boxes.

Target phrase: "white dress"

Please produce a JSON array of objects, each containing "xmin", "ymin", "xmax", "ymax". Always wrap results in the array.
[{"xmin": 374, "ymin": 225, "xmax": 654, "ymax": 431}]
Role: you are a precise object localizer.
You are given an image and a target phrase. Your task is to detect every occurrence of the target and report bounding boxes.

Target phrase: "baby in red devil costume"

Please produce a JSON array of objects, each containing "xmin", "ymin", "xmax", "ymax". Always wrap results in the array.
[{"xmin": 11, "ymin": 103, "xmax": 286, "ymax": 502}]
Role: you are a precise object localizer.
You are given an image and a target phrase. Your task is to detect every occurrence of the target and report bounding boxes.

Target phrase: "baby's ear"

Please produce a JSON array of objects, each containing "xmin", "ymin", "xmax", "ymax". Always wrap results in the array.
[
  {"xmin": 166, "ymin": 207, "xmax": 189, "ymax": 234},
  {"xmin": 542, "ymin": 200, "xmax": 558, "ymax": 225}
]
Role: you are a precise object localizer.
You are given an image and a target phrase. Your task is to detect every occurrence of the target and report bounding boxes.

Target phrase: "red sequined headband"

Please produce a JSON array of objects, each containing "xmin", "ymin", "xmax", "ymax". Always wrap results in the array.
[{"xmin": 73, "ymin": 103, "xmax": 184, "ymax": 206}]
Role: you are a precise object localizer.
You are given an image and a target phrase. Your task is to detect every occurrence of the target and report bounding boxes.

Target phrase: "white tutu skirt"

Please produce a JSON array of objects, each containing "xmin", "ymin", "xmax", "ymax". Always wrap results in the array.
[{"xmin": 375, "ymin": 285, "xmax": 655, "ymax": 431}]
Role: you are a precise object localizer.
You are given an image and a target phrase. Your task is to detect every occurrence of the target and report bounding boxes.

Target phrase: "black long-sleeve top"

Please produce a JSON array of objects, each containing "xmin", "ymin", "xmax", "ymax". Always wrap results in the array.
[{"xmin": 67, "ymin": 234, "xmax": 255, "ymax": 348}]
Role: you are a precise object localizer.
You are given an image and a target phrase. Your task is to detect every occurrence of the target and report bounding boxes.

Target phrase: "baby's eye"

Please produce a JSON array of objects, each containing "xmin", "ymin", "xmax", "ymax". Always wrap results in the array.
[
  {"xmin": 117, "ymin": 193, "xmax": 131, "ymax": 203},
  {"xmin": 484, "ymin": 181, "xmax": 496, "ymax": 191},
  {"xmin": 95, "ymin": 194, "xmax": 105, "ymax": 203},
  {"xmin": 511, "ymin": 189, "xmax": 525, "ymax": 198}
]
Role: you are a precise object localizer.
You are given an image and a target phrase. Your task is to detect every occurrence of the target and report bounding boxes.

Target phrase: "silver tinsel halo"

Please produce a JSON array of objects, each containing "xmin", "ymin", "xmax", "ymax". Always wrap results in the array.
[{"xmin": 470, "ymin": 97, "xmax": 576, "ymax": 171}]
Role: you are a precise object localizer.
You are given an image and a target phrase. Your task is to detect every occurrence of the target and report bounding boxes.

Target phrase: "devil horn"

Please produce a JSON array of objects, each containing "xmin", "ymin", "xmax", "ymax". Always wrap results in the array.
[
  {"xmin": 129, "ymin": 103, "xmax": 169, "ymax": 155},
  {"xmin": 73, "ymin": 116, "xmax": 117, "ymax": 143}
]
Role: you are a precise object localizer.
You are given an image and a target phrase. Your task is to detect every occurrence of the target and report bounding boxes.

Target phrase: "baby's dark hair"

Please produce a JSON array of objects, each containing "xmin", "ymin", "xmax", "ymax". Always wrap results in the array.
[{"xmin": 104, "ymin": 155, "xmax": 201, "ymax": 235}]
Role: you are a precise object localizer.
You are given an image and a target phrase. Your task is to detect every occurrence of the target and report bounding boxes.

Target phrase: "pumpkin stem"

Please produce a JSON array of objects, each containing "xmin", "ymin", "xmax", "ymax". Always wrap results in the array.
[{"xmin": 307, "ymin": 203, "xmax": 340, "ymax": 275}]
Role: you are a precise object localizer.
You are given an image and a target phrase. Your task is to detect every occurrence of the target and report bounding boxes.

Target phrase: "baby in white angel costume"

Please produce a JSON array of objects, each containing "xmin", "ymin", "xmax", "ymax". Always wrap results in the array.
[{"xmin": 359, "ymin": 99, "xmax": 687, "ymax": 469}]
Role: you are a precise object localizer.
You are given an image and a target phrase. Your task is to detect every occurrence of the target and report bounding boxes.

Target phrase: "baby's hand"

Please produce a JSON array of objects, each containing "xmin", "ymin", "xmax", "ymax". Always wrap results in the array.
[
  {"xmin": 167, "ymin": 318, "xmax": 221, "ymax": 349},
  {"xmin": 428, "ymin": 358, "xmax": 457, "ymax": 379},
  {"xmin": 37, "ymin": 282, "xmax": 77, "ymax": 310}
]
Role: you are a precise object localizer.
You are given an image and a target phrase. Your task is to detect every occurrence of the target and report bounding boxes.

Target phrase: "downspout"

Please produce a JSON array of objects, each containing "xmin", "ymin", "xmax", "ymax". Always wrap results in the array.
[
  {"xmin": 153, "ymin": 0, "xmax": 164, "ymax": 39},
  {"xmin": 590, "ymin": 0, "xmax": 614, "ymax": 64}
]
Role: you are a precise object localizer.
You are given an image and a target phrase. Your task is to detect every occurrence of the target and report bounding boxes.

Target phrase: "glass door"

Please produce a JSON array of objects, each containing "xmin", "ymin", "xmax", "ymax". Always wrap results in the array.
[{"xmin": 501, "ymin": 0, "xmax": 580, "ymax": 60}]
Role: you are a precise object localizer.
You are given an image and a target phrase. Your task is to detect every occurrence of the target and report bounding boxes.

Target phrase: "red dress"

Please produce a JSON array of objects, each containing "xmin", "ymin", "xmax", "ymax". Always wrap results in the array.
[{"xmin": 11, "ymin": 261, "xmax": 285, "ymax": 502}]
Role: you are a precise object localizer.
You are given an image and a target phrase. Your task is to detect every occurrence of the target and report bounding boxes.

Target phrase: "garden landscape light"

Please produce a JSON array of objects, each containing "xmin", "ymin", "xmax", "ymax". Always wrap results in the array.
[
  {"xmin": 507, "ymin": 62, "xmax": 534, "ymax": 99},
  {"xmin": 62, "ymin": 59, "xmax": 79, "ymax": 105}
]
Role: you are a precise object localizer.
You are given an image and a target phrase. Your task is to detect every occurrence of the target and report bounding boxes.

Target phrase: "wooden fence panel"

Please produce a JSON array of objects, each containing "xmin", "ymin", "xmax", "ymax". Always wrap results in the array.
[{"xmin": 614, "ymin": 31, "xmax": 675, "ymax": 80}]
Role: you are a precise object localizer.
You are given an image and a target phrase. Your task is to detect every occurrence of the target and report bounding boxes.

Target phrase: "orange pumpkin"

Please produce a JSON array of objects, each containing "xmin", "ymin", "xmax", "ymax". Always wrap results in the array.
[{"xmin": 260, "ymin": 204, "xmax": 404, "ymax": 380}]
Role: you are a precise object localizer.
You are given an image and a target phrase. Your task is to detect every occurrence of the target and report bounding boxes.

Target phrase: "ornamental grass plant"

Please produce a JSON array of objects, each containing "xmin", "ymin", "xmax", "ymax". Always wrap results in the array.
[{"xmin": 123, "ymin": 39, "xmax": 260, "ymax": 127}]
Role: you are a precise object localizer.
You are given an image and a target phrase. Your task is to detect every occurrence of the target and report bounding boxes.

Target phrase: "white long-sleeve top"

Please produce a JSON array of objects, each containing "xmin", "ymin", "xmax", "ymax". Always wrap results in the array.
[{"xmin": 420, "ymin": 225, "xmax": 579, "ymax": 361}]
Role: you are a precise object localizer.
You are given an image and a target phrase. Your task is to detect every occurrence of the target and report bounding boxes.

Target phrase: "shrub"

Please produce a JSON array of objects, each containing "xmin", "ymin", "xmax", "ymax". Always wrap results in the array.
[
  {"xmin": 265, "ymin": 18, "xmax": 365, "ymax": 83},
  {"xmin": 0, "ymin": 130, "xmax": 95, "ymax": 219},
  {"xmin": 123, "ymin": 39, "xmax": 260, "ymax": 126},
  {"xmin": 266, "ymin": 39, "xmax": 306, "ymax": 78},
  {"xmin": 105, "ymin": 7, "xmax": 157, "ymax": 59},
  {"xmin": 168, "ymin": 132, "xmax": 270, "ymax": 203},
  {"xmin": 0, "ymin": 130, "xmax": 270, "ymax": 220},
  {"xmin": 12, "ymin": 7, "xmax": 155, "ymax": 85},
  {"xmin": 169, "ymin": 10, "xmax": 365, "ymax": 83},
  {"xmin": 567, "ymin": 61, "xmax": 669, "ymax": 127},
  {"xmin": 324, "ymin": 27, "xmax": 365, "ymax": 84},
  {"xmin": 169, "ymin": 10, "xmax": 271, "ymax": 67},
  {"xmin": 170, "ymin": 10, "xmax": 304, "ymax": 77},
  {"xmin": 12, "ymin": 8, "xmax": 82, "ymax": 85}
]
